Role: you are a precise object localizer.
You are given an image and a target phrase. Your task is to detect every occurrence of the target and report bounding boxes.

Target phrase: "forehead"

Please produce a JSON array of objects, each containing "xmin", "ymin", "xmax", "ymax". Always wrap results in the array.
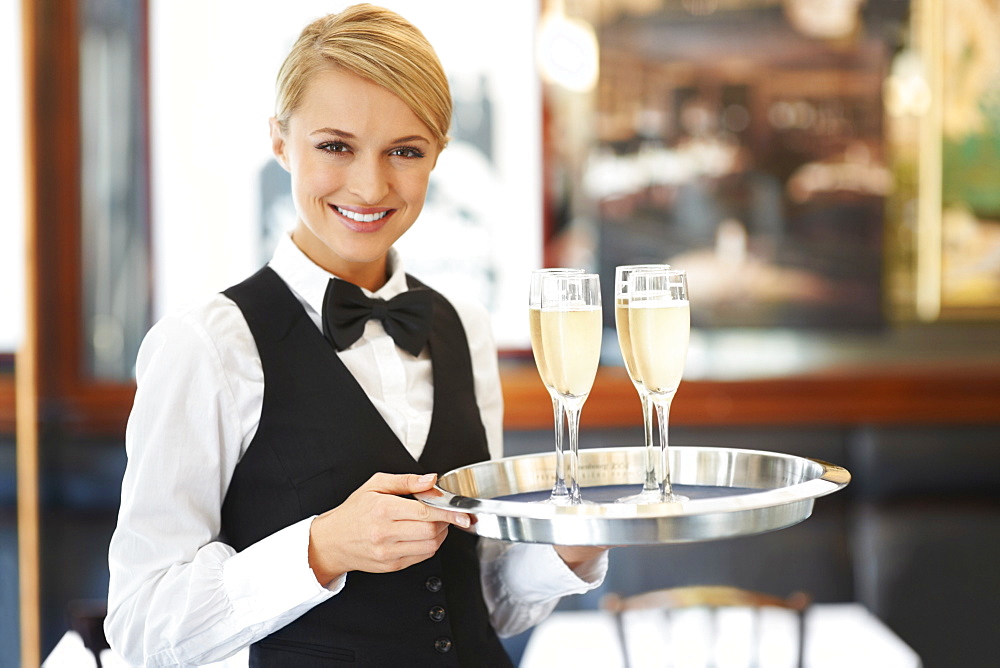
[{"xmin": 292, "ymin": 66, "xmax": 431, "ymax": 139}]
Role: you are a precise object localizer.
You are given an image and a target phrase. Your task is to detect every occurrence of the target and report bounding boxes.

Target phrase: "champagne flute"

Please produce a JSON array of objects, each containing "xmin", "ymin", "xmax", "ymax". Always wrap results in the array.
[
  {"xmin": 529, "ymin": 268, "xmax": 585, "ymax": 503},
  {"xmin": 613, "ymin": 264, "xmax": 671, "ymax": 504},
  {"xmin": 628, "ymin": 268, "xmax": 690, "ymax": 502},
  {"xmin": 540, "ymin": 273, "xmax": 602, "ymax": 505}
]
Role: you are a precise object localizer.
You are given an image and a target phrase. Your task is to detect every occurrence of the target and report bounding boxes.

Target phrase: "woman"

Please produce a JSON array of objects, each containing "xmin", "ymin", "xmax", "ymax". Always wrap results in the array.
[{"xmin": 105, "ymin": 5, "xmax": 608, "ymax": 666}]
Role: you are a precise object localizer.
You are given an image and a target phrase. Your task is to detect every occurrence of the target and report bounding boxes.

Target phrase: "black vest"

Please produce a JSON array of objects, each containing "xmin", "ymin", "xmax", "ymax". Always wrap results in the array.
[{"xmin": 221, "ymin": 267, "xmax": 512, "ymax": 667}]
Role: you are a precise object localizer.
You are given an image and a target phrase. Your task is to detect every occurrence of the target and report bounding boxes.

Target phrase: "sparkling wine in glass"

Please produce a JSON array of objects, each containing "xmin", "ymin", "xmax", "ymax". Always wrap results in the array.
[
  {"xmin": 540, "ymin": 273, "xmax": 602, "ymax": 505},
  {"xmin": 529, "ymin": 268, "xmax": 584, "ymax": 504},
  {"xmin": 628, "ymin": 268, "xmax": 690, "ymax": 503},
  {"xmin": 613, "ymin": 264, "xmax": 671, "ymax": 504}
]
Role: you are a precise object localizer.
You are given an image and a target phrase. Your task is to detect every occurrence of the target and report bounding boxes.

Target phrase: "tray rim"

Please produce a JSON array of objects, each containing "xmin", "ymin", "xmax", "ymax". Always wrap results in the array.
[{"xmin": 417, "ymin": 445, "xmax": 851, "ymax": 522}]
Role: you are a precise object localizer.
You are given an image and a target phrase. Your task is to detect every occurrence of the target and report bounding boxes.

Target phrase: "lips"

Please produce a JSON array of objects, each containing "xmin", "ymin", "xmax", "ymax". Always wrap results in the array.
[{"xmin": 332, "ymin": 205, "xmax": 394, "ymax": 233}]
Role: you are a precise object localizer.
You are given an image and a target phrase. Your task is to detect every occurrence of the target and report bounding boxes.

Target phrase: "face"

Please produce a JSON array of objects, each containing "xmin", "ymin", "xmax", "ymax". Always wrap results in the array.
[{"xmin": 270, "ymin": 67, "xmax": 440, "ymax": 289}]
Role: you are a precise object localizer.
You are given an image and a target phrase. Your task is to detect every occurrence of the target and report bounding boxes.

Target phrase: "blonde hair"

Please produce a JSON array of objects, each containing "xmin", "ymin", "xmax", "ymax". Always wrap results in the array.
[{"xmin": 275, "ymin": 4, "xmax": 452, "ymax": 148}]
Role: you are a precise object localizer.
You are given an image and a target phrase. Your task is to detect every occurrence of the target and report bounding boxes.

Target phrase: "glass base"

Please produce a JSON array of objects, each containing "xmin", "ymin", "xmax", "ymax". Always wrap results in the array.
[
  {"xmin": 545, "ymin": 491, "xmax": 571, "ymax": 505},
  {"xmin": 545, "ymin": 495, "xmax": 596, "ymax": 506},
  {"xmin": 615, "ymin": 489, "xmax": 689, "ymax": 505}
]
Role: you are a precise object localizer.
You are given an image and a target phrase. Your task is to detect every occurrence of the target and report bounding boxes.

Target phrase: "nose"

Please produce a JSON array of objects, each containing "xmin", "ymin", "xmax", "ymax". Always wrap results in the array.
[{"xmin": 346, "ymin": 154, "xmax": 389, "ymax": 204}]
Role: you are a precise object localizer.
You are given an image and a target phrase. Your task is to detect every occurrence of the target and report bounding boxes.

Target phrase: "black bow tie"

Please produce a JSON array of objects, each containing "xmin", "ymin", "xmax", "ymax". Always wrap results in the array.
[{"xmin": 322, "ymin": 279, "xmax": 433, "ymax": 356}]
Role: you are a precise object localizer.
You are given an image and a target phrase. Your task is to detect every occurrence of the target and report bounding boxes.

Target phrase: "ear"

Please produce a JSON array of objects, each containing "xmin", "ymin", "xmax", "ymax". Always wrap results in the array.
[
  {"xmin": 430, "ymin": 143, "xmax": 445, "ymax": 170},
  {"xmin": 269, "ymin": 117, "xmax": 290, "ymax": 172}
]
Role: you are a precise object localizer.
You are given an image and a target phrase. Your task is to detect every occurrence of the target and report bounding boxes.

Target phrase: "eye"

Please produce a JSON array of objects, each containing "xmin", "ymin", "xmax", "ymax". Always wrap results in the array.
[
  {"xmin": 316, "ymin": 140, "xmax": 351, "ymax": 154},
  {"xmin": 389, "ymin": 146, "xmax": 425, "ymax": 159}
]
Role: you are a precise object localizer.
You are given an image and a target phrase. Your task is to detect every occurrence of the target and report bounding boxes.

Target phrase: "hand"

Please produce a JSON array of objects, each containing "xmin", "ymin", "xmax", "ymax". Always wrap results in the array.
[
  {"xmin": 553, "ymin": 545, "xmax": 612, "ymax": 572},
  {"xmin": 307, "ymin": 472, "xmax": 472, "ymax": 586}
]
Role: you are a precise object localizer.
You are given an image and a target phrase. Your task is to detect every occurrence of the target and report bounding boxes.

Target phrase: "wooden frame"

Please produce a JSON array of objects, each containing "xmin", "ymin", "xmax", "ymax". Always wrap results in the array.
[
  {"xmin": 14, "ymin": 1, "xmax": 147, "ymax": 663},
  {"xmin": 11, "ymin": 0, "xmax": 146, "ymax": 440},
  {"xmin": 0, "ymin": 368, "xmax": 14, "ymax": 434},
  {"xmin": 17, "ymin": 0, "xmax": 39, "ymax": 661}
]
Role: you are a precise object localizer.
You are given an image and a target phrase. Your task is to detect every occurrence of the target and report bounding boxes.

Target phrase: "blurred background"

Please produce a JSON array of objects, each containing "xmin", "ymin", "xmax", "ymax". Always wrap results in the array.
[{"xmin": 2, "ymin": 0, "xmax": 999, "ymax": 666}]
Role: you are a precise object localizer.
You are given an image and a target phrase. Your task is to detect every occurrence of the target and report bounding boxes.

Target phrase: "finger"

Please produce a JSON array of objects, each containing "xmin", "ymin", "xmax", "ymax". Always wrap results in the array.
[
  {"xmin": 384, "ymin": 540, "xmax": 446, "ymax": 571},
  {"xmin": 376, "ymin": 491, "xmax": 472, "ymax": 528},
  {"xmin": 364, "ymin": 472, "xmax": 438, "ymax": 496},
  {"xmin": 392, "ymin": 519, "xmax": 453, "ymax": 544},
  {"xmin": 366, "ymin": 527, "xmax": 449, "ymax": 572}
]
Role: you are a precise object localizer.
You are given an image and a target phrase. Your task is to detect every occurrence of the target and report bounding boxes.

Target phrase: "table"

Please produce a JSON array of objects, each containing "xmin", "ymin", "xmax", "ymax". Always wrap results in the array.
[
  {"xmin": 43, "ymin": 603, "xmax": 920, "ymax": 668},
  {"xmin": 520, "ymin": 603, "xmax": 921, "ymax": 668}
]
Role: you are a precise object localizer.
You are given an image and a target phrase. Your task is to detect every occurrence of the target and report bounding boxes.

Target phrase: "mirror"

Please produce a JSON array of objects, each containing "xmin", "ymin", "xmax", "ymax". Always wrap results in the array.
[
  {"xmin": 546, "ymin": 0, "xmax": 911, "ymax": 330},
  {"xmin": 546, "ymin": 0, "xmax": 1000, "ymax": 327}
]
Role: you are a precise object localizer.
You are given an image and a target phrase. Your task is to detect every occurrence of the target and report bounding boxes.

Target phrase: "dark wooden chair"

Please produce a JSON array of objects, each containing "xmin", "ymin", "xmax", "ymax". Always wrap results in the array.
[{"xmin": 600, "ymin": 586, "xmax": 812, "ymax": 668}]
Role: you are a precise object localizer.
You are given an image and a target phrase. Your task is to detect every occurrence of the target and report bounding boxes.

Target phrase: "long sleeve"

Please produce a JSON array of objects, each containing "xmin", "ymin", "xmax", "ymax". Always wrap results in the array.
[
  {"xmin": 104, "ymin": 304, "xmax": 340, "ymax": 666},
  {"xmin": 480, "ymin": 540, "xmax": 609, "ymax": 637}
]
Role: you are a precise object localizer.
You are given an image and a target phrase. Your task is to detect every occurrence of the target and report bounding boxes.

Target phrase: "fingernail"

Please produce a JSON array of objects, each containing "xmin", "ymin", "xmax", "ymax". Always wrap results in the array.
[
  {"xmin": 419, "ymin": 473, "xmax": 436, "ymax": 484},
  {"xmin": 455, "ymin": 514, "xmax": 470, "ymax": 528}
]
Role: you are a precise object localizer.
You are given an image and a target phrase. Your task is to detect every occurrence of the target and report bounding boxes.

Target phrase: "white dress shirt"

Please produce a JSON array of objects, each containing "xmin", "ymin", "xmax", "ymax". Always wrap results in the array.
[{"xmin": 105, "ymin": 234, "xmax": 607, "ymax": 667}]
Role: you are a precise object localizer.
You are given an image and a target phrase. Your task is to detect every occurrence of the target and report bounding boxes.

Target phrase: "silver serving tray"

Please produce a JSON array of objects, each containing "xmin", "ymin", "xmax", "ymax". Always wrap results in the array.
[{"xmin": 416, "ymin": 446, "xmax": 850, "ymax": 545}]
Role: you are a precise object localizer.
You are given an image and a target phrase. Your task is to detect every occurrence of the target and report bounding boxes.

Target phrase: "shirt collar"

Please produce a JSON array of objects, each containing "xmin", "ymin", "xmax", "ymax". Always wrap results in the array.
[{"xmin": 268, "ymin": 233, "xmax": 409, "ymax": 318}]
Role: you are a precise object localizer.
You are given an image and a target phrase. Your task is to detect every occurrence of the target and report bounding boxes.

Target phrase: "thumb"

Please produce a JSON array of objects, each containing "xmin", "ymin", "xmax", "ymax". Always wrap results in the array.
[{"xmin": 364, "ymin": 472, "xmax": 438, "ymax": 495}]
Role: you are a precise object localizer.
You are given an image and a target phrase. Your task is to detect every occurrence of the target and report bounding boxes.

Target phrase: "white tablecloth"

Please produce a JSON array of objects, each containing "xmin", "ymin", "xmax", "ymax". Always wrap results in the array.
[
  {"xmin": 41, "ymin": 634, "xmax": 249, "ymax": 668},
  {"xmin": 520, "ymin": 603, "xmax": 921, "ymax": 668},
  {"xmin": 44, "ymin": 603, "xmax": 919, "ymax": 668}
]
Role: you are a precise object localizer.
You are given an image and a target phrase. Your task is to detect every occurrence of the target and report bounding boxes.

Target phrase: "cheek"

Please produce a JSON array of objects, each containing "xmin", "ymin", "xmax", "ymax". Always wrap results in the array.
[
  {"xmin": 293, "ymin": 161, "xmax": 340, "ymax": 202},
  {"xmin": 401, "ymin": 170, "xmax": 433, "ymax": 209}
]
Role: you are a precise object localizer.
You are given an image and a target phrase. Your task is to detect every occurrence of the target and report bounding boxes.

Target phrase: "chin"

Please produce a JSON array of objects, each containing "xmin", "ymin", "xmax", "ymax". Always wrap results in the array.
[{"xmin": 330, "ymin": 243, "xmax": 394, "ymax": 268}]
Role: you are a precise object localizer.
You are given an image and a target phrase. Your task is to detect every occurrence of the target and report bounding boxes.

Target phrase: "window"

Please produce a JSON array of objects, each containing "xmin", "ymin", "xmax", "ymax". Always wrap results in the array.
[{"xmin": 1, "ymin": 0, "xmax": 25, "ymax": 353}]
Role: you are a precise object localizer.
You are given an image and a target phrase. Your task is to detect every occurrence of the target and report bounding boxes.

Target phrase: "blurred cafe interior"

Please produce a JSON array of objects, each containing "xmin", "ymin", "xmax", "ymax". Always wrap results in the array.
[{"xmin": 2, "ymin": 0, "xmax": 999, "ymax": 665}]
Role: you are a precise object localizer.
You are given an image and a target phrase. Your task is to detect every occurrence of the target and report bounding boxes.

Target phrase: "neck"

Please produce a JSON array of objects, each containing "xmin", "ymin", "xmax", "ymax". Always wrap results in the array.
[
  {"xmin": 289, "ymin": 229, "xmax": 391, "ymax": 292},
  {"xmin": 334, "ymin": 262, "xmax": 389, "ymax": 293}
]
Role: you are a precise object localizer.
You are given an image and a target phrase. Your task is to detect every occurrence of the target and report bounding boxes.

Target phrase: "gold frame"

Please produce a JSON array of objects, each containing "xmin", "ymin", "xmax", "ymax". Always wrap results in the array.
[
  {"xmin": 915, "ymin": 0, "xmax": 943, "ymax": 320},
  {"xmin": 916, "ymin": 0, "xmax": 1000, "ymax": 321}
]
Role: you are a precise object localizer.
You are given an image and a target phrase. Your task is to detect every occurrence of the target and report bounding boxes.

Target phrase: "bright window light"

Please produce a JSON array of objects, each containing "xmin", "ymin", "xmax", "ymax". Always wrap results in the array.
[{"xmin": 0, "ymin": 0, "xmax": 25, "ymax": 352}]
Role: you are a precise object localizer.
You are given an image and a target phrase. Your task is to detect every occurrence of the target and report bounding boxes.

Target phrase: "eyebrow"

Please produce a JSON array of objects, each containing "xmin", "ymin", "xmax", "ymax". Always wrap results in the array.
[{"xmin": 309, "ymin": 127, "xmax": 431, "ymax": 144}]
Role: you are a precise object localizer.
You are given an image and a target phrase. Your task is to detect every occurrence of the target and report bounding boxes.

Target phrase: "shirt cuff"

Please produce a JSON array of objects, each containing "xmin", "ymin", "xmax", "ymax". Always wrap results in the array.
[
  {"xmin": 222, "ymin": 516, "xmax": 340, "ymax": 625},
  {"xmin": 500, "ymin": 543, "xmax": 609, "ymax": 604}
]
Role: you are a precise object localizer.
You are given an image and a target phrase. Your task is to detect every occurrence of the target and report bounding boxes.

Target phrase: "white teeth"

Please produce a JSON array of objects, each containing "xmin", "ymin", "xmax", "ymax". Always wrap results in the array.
[{"xmin": 336, "ymin": 206, "xmax": 388, "ymax": 223}]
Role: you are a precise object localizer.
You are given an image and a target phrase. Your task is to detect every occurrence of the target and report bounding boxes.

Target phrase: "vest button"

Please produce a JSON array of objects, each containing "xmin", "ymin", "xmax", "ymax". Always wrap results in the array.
[
  {"xmin": 425, "ymin": 576, "xmax": 443, "ymax": 592},
  {"xmin": 429, "ymin": 605, "xmax": 447, "ymax": 622},
  {"xmin": 434, "ymin": 636, "xmax": 453, "ymax": 653}
]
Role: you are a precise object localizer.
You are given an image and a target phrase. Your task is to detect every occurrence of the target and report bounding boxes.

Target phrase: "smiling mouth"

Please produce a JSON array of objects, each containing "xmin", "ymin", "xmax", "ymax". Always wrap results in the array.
[{"xmin": 334, "ymin": 206, "xmax": 390, "ymax": 223}]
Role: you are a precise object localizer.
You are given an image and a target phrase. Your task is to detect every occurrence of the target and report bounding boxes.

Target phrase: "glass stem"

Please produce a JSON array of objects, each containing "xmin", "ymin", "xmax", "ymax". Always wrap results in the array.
[
  {"xmin": 563, "ymin": 400, "xmax": 583, "ymax": 505},
  {"xmin": 654, "ymin": 396, "xmax": 675, "ymax": 500},
  {"xmin": 639, "ymin": 390, "xmax": 657, "ymax": 494},
  {"xmin": 549, "ymin": 395, "xmax": 568, "ymax": 501}
]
